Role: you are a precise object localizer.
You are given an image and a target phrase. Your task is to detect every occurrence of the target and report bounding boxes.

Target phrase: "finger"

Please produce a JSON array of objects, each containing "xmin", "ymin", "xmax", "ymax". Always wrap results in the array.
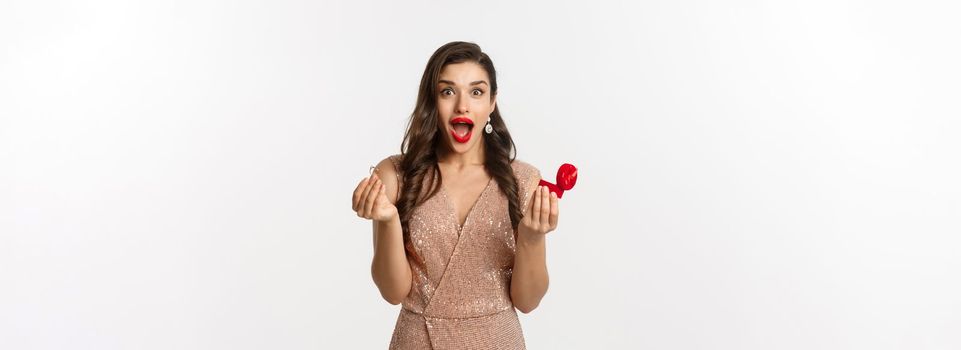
[
  {"xmin": 367, "ymin": 178, "xmax": 384, "ymax": 216},
  {"xmin": 531, "ymin": 186, "xmax": 542, "ymax": 224},
  {"xmin": 357, "ymin": 176, "xmax": 375, "ymax": 213},
  {"xmin": 352, "ymin": 177, "xmax": 370, "ymax": 211},
  {"xmin": 377, "ymin": 182, "xmax": 391, "ymax": 203},
  {"xmin": 364, "ymin": 177, "xmax": 382, "ymax": 218},
  {"xmin": 540, "ymin": 186, "xmax": 551, "ymax": 228},
  {"xmin": 375, "ymin": 177, "xmax": 386, "ymax": 200},
  {"xmin": 523, "ymin": 190, "xmax": 536, "ymax": 224},
  {"xmin": 361, "ymin": 177, "xmax": 378, "ymax": 218},
  {"xmin": 548, "ymin": 191, "xmax": 559, "ymax": 229},
  {"xmin": 352, "ymin": 177, "xmax": 369, "ymax": 210}
]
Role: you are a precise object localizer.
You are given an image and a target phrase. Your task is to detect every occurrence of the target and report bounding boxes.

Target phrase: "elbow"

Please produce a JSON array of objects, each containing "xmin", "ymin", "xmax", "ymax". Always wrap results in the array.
[
  {"xmin": 383, "ymin": 295, "xmax": 403, "ymax": 305},
  {"xmin": 514, "ymin": 302, "xmax": 540, "ymax": 314},
  {"xmin": 511, "ymin": 283, "xmax": 548, "ymax": 314},
  {"xmin": 379, "ymin": 286, "xmax": 409, "ymax": 305},
  {"xmin": 371, "ymin": 266, "xmax": 411, "ymax": 306},
  {"xmin": 511, "ymin": 291, "xmax": 546, "ymax": 314}
]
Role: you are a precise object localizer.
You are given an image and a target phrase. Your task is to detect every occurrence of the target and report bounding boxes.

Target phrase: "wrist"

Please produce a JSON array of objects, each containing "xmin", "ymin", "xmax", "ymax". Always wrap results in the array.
[
  {"xmin": 374, "ymin": 211, "xmax": 400, "ymax": 225},
  {"xmin": 516, "ymin": 229, "xmax": 545, "ymax": 247}
]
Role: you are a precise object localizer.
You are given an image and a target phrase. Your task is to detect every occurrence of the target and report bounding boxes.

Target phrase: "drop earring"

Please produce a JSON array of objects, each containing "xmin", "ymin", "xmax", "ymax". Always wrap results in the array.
[{"xmin": 484, "ymin": 118, "xmax": 493, "ymax": 134}]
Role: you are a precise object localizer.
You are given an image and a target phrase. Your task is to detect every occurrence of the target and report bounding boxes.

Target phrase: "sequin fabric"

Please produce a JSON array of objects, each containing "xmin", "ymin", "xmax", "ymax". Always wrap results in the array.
[{"xmin": 386, "ymin": 154, "xmax": 541, "ymax": 350}]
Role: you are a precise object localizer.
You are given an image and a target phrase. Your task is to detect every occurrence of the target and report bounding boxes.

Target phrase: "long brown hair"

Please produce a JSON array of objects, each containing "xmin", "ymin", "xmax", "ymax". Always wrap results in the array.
[{"xmin": 396, "ymin": 41, "xmax": 521, "ymax": 240}]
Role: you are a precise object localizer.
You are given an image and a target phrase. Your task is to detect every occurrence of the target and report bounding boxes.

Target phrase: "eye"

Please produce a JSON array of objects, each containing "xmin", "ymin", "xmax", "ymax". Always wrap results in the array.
[
  {"xmin": 441, "ymin": 88, "xmax": 454, "ymax": 96},
  {"xmin": 472, "ymin": 89, "xmax": 484, "ymax": 96}
]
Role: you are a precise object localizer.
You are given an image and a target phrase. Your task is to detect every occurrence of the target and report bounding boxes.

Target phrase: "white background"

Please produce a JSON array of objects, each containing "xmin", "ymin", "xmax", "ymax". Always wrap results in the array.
[{"xmin": 2, "ymin": 0, "xmax": 960, "ymax": 349}]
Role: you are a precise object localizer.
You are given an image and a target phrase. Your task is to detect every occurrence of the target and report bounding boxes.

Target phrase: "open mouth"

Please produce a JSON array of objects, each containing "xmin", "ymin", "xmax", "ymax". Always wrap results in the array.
[{"xmin": 450, "ymin": 117, "xmax": 474, "ymax": 143}]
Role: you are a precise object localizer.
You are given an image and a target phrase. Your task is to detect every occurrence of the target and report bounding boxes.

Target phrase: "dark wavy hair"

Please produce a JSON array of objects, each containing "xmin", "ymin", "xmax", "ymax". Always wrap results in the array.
[{"xmin": 396, "ymin": 41, "xmax": 521, "ymax": 241}]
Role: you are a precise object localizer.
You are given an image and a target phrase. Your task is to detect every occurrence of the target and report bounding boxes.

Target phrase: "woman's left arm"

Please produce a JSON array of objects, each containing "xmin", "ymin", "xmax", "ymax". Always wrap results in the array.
[{"xmin": 510, "ymin": 184, "xmax": 558, "ymax": 313}]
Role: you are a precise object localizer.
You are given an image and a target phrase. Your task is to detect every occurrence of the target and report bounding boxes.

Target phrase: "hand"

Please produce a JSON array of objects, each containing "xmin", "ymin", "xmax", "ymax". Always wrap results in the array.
[
  {"xmin": 518, "ymin": 185, "xmax": 559, "ymax": 239},
  {"xmin": 351, "ymin": 172, "xmax": 398, "ymax": 222}
]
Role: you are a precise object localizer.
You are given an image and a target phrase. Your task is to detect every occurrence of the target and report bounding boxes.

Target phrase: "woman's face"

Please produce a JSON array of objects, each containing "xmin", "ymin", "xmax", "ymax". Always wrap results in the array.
[{"xmin": 435, "ymin": 62, "xmax": 496, "ymax": 155}]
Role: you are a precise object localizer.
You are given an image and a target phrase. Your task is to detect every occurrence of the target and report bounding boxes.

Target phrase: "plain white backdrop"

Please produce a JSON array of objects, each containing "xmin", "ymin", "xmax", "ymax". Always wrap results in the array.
[{"xmin": 2, "ymin": 0, "xmax": 959, "ymax": 349}]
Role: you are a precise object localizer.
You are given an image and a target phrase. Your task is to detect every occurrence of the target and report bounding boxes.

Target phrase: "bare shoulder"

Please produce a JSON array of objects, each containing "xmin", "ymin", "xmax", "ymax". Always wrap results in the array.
[{"xmin": 374, "ymin": 154, "xmax": 403, "ymax": 204}]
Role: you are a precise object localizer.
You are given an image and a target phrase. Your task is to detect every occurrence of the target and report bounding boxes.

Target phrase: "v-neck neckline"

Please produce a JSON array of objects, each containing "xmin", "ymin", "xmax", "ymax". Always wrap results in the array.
[{"xmin": 439, "ymin": 176, "xmax": 495, "ymax": 232}]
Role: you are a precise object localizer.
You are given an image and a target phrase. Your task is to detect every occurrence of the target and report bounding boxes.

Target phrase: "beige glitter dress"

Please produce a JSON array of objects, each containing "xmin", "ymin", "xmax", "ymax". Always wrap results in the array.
[{"xmin": 386, "ymin": 154, "xmax": 541, "ymax": 350}]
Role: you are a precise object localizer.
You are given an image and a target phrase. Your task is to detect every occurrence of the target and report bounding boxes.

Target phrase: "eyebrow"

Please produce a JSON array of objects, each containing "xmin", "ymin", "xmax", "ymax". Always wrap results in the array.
[{"xmin": 438, "ymin": 80, "xmax": 489, "ymax": 87}]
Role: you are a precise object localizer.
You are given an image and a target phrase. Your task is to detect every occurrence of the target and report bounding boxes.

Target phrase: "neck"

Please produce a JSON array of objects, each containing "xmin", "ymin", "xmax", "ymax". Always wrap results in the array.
[{"xmin": 438, "ymin": 144, "xmax": 486, "ymax": 169}]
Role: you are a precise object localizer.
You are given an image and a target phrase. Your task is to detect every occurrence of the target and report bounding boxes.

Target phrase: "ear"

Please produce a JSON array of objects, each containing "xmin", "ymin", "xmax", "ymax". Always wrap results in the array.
[{"xmin": 490, "ymin": 93, "xmax": 497, "ymax": 111}]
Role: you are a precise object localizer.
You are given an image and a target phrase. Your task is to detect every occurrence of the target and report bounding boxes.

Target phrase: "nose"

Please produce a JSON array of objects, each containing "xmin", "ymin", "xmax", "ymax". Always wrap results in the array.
[{"xmin": 456, "ymin": 95, "xmax": 469, "ymax": 115}]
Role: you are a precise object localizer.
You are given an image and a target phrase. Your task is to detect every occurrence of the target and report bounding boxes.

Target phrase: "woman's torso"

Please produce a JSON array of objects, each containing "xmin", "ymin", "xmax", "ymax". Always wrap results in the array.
[{"xmin": 387, "ymin": 154, "xmax": 540, "ymax": 349}]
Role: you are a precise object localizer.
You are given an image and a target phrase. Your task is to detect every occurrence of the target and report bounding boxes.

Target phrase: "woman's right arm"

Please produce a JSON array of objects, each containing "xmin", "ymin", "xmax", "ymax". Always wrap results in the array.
[{"xmin": 352, "ymin": 157, "xmax": 412, "ymax": 305}]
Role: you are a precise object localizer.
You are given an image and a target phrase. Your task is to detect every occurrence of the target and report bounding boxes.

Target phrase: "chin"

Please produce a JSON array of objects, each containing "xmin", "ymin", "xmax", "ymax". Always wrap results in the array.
[{"xmin": 447, "ymin": 141, "xmax": 472, "ymax": 153}]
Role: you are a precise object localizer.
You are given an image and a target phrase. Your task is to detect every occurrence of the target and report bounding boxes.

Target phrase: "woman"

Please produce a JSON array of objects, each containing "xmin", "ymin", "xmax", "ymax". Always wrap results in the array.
[{"xmin": 351, "ymin": 41, "xmax": 559, "ymax": 349}]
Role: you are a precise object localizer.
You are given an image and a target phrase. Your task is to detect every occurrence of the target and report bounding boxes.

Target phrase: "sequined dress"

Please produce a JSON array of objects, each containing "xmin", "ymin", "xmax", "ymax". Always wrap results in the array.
[{"xmin": 386, "ymin": 155, "xmax": 541, "ymax": 350}]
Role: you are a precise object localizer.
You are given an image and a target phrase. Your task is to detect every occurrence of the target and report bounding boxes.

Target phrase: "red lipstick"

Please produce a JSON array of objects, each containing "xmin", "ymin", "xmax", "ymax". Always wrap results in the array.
[{"xmin": 450, "ymin": 117, "xmax": 474, "ymax": 143}]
